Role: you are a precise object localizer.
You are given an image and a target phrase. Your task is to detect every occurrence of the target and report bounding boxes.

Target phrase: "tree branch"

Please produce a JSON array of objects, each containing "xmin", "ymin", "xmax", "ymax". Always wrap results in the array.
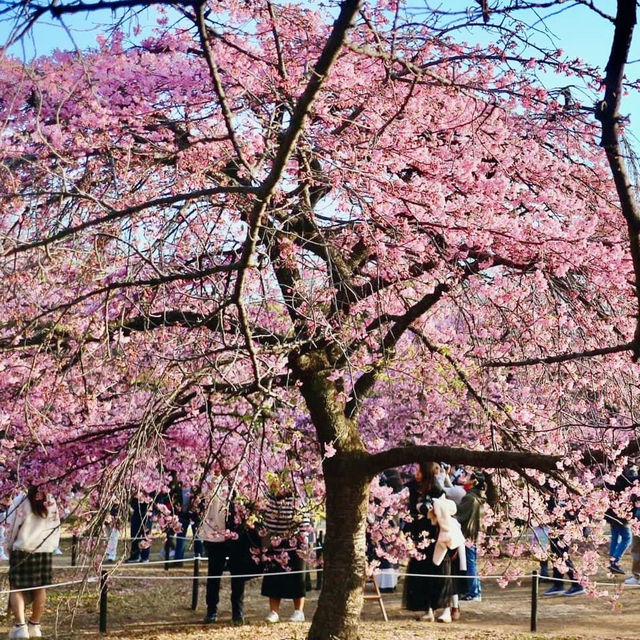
[
  {"xmin": 484, "ymin": 341, "xmax": 636, "ymax": 367},
  {"xmin": 231, "ymin": 0, "xmax": 362, "ymax": 385},
  {"xmin": 345, "ymin": 282, "xmax": 449, "ymax": 418},
  {"xmin": 2, "ymin": 186, "xmax": 254, "ymax": 258},
  {"xmin": 365, "ymin": 444, "xmax": 560, "ymax": 477},
  {"xmin": 195, "ymin": 3, "xmax": 252, "ymax": 175}
]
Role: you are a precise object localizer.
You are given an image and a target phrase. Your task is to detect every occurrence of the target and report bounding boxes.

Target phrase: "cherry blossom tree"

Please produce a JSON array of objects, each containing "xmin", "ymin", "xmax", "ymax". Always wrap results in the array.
[{"xmin": 2, "ymin": 1, "xmax": 640, "ymax": 638}]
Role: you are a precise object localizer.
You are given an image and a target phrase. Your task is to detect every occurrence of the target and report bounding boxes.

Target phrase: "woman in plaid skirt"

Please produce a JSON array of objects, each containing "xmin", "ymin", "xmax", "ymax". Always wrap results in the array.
[{"xmin": 5, "ymin": 487, "xmax": 60, "ymax": 639}]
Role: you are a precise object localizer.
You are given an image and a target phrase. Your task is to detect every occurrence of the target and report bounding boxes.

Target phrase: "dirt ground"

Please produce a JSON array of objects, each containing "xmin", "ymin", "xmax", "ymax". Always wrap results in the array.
[{"xmin": 2, "ymin": 537, "xmax": 640, "ymax": 640}]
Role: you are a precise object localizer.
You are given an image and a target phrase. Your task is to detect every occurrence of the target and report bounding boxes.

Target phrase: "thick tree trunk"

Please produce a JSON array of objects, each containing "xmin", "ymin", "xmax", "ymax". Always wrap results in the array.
[{"xmin": 308, "ymin": 458, "xmax": 370, "ymax": 640}]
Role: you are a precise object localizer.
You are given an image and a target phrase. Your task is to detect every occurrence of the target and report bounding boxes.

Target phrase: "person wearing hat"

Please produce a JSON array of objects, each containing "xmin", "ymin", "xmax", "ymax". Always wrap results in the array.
[{"xmin": 455, "ymin": 470, "xmax": 486, "ymax": 602}]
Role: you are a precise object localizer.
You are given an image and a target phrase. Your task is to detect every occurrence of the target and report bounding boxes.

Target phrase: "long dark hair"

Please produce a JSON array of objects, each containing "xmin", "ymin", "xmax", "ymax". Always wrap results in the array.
[
  {"xmin": 416, "ymin": 461, "xmax": 439, "ymax": 495},
  {"xmin": 27, "ymin": 486, "xmax": 48, "ymax": 518}
]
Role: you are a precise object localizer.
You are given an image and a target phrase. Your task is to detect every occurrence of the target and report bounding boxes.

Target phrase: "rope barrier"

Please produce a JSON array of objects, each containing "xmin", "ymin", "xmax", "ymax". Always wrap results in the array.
[
  {"xmin": 0, "ymin": 566, "xmax": 629, "ymax": 595},
  {"xmin": 0, "ymin": 578, "xmax": 93, "ymax": 595},
  {"xmin": 104, "ymin": 556, "xmax": 202, "ymax": 567},
  {"xmin": 0, "ymin": 560, "xmax": 630, "ymax": 587},
  {"xmin": 109, "ymin": 567, "xmax": 318, "ymax": 580},
  {"xmin": 73, "ymin": 565, "xmax": 631, "ymax": 587}
]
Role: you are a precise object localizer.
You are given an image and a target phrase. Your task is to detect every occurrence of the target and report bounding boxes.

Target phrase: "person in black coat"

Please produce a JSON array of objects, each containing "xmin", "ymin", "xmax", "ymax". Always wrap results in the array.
[{"xmin": 403, "ymin": 462, "xmax": 453, "ymax": 622}]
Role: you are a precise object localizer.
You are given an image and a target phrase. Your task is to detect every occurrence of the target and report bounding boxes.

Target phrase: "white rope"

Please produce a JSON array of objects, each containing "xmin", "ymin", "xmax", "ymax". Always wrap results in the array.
[
  {"xmin": 51, "ymin": 556, "xmax": 203, "ymax": 570},
  {"xmin": 401, "ymin": 572, "xmax": 504, "ymax": 579},
  {"xmin": 46, "ymin": 547, "xmax": 323, "ymax": 566},
  {"xmin": 106, "ymin": 556, "xmax": 202, "ymax": 567},
  {"xmin": 537, "ymin": 574, "xmax": 622, "ymax": 587},
  {"xmin": 0, "ymin": 578, "xmax": 94, "ymax": 596},
  {"xmin": 110, "ymin": 567, "xmax": 318, "ymax": 580},
  {"xmin": 402, "ymin": 572, "xmax": 624, "ymax": 587},
  {"xmin": 0, "ymin": 567, "xmax": 627, "ymax": 591}
]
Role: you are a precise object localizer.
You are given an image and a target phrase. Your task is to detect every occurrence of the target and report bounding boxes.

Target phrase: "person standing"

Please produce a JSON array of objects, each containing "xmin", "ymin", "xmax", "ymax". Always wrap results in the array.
[
  {"xmin": 455, "ymin": 470, "xmax": 486, "ymax": 603},
  {"xmin": 170, "ymin": 480, "xmax": 203, "ymax": 563},
  {"xmin": 6, "ymin": 486, "xmax": 61, "ymax": 639},
  {"xmin": 606, "ymin": 467, "xmax": 636, "ymax": 574},
  {"xmin": 199, "ymin": 471, "xmax": 250, "ymax": 625},
  {"xmin": 125, "ymin": 496, "xmax": 151, "ymax": 563},
  {"xmin": 403, "ymin": 462, "xmax": 454, "ymax": 623},
  {"xmin": 104, "ymin": 504, "xmax": 121, "ymax": 563},
  {"xmin": 261, "ymin": 477, "xmax": 310, "ymax": 623},
  {"xmin": 625, "ymin": 465, "xmax": 640, "ymax": 586},
  {"xmin": 374, "ymin": 469, "xmax": 403, "ymax": 592},
  {"xmin": 542, "ymin": 491, "xmax": 585, "ymax": 597}
]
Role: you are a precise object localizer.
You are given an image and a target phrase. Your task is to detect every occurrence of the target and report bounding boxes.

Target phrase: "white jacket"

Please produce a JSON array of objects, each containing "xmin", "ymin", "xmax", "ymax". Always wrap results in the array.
[
  {"xmin": 431, "ymin": 495, "xmax": 466, "ymax": 570},
  {"xmin": 199, "ymin": 493, "xmax": 228, "ymax": 543},
  {"xmin": 7, "ymin": 493, "xmax": 61, "ymax": 553}
]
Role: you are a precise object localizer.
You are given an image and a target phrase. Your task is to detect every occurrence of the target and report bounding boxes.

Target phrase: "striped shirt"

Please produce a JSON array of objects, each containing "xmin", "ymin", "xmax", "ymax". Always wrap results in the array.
[{"xmin": 263, "ymin": 494, "xmax": 310, "ymax": 536}]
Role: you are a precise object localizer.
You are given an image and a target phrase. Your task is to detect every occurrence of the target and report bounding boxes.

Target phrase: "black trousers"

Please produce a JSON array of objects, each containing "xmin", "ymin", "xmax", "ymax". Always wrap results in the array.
[
  {"xmin": 549, "ymin": 537, "xmax": 575, "ymax": 581},
  {"xmin": 129, "ymin": 501, "xmax": 150, "ymax": 561},
  {"xmin": 204, "ymin": 540, "xmax": 246, "ymax": 620}
]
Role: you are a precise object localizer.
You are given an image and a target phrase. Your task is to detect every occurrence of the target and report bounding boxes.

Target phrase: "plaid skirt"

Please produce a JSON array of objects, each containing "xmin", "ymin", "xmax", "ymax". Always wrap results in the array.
[{"xmin": 9, "ymin": 550, "xmax": 53, "ymax": 589}]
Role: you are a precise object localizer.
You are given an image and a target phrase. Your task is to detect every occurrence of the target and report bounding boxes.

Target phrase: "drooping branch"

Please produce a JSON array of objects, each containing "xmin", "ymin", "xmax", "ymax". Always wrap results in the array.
[
  {"xmin": 582, "ymin": 436, "xmax": 640, "ymax": 466},
  {"xmin": 409, "ymin": 328, "xmax": 527, "ymax": 453},
  {"xmin": 1, "ymin": 0, "xmax": 175, "ymax": 48}
]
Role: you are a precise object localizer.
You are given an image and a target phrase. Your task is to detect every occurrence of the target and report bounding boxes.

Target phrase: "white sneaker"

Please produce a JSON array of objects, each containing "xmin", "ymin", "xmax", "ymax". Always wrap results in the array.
[
  {"xmin": 53, "ymin": 548, "xmax": 63, "ymax": 556},
  {"xmin": 265, "ymin": 611, "xmax": 279, "ymax": 623},
  {"xmin": 8, "ymin": 624, "xmax": 29, "ymax": 639},
  {"xmin": 437, "ymin": 608, "xmax": 452, "ymax": 624},
  {"xmin": 419, "ymin": 609, "xmax": 435, "ymax": 622},
  {"xmin": 27, "ymin": 622, "xmax": 41, "ymax": 638},
  {"xmin": 624, "ymin": 575, "xmax": 640, "ymax": 586},
  {"xmin": 288, "ymin": 610, "xmax": 305, "ymax": 622},
  {"xmin": 0, "ymin": 551, "xmax": 9, "ymax": 561}
]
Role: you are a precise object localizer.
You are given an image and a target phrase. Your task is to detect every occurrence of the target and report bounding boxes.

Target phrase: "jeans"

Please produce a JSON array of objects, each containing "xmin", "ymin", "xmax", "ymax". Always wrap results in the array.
[
  {"xmin": 465, "ymin": 544, "xmax": 481, "ymax": 598},
  {"xmin": 610, "ymin": 523, "xmax": 632, "ymax": 562},
  {"xmin": 174, "ymin": 514, "xmax": 203, "ymax": 560},
  {"xmin": 204, "ymin": 540, "xmax": 246, "ymax": 620}
]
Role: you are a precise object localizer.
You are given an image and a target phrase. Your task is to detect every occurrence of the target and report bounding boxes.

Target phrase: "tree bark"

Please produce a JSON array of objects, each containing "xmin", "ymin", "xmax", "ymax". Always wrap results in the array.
[
  {"xmin": 595, "ymin": 0, "xmax": 640, "ymax": 360},
  {"xmin": 308, "ymin": 455, "xmax": 370, "ymax": 640}
]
